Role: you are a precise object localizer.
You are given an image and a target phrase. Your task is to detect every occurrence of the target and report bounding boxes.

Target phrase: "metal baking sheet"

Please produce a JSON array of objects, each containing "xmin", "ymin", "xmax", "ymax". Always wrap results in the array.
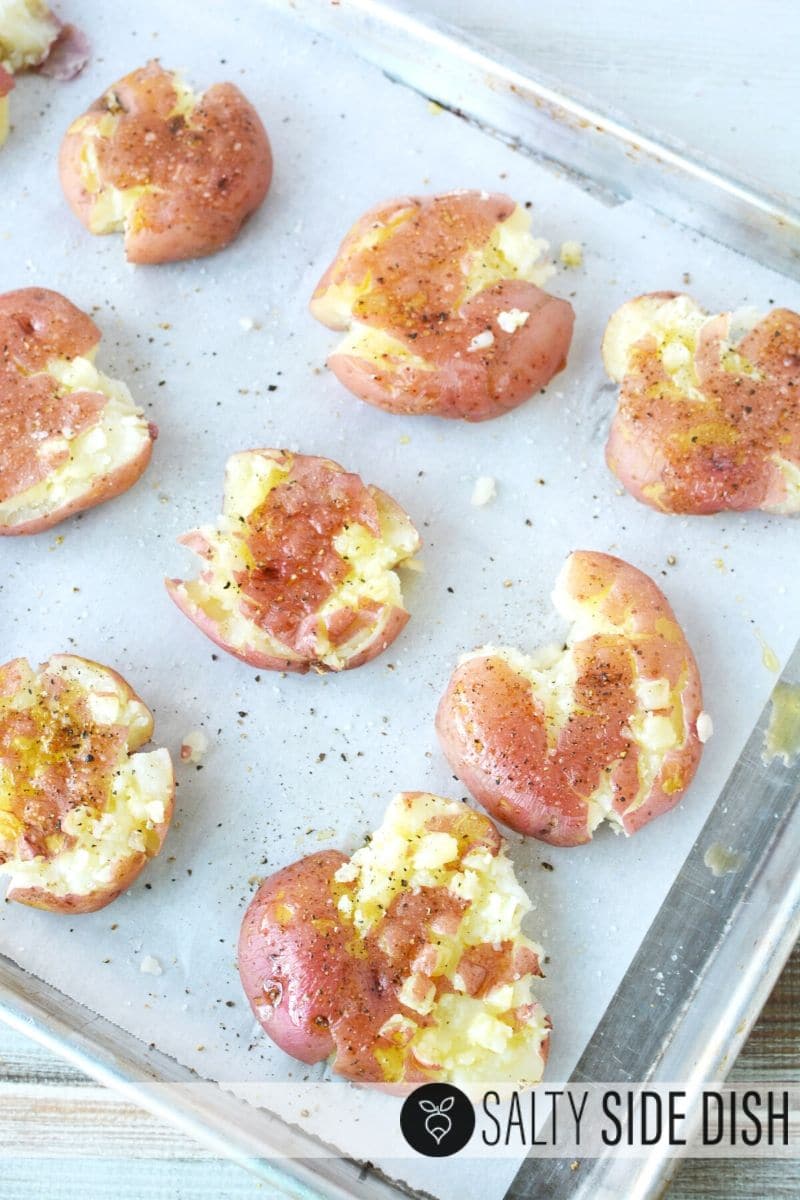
[
  {"xmin": 2, "ymin": 1, "xmax": 799, "ymax": 1197},
  {"xmin": 291, "ymin": 0, "xmax": 800, "ymax": 280}
]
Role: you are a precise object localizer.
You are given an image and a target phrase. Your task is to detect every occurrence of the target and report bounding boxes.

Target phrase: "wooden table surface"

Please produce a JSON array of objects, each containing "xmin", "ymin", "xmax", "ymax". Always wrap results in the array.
[{"xmin": 1, "ymin": 2, "xmax": 798, "ymax": 1197}]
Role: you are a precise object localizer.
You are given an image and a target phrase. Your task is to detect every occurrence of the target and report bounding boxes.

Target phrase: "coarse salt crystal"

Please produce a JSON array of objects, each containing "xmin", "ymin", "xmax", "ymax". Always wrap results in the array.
[
  {"xmin": 696, "ymin": 712, "xmax": 714, "ymax": 743},
  {"xmin": 497, "ymin": 309, "xmax": 530, "ymax": 333},
  {"xmin": 467, "ymin": 329, "xmax": 494, "ymax": 353},
  {"xmin": 471, "ymin": 476, "xmax": 497, "ymax": 506}
]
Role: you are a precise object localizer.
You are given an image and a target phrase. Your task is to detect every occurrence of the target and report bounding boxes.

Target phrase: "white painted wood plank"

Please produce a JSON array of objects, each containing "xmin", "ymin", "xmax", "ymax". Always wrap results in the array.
[
  {"xmin": 0, "ymin": 1028, "xmax": 90, "ymax": 1084},
  {"xmin": 0, "ymin": 1083, "xmax": 213, "ymax": 1158},
  {"xmin": 2, "ymin": 1160, "xmax": 271, "ymax": 1200}
]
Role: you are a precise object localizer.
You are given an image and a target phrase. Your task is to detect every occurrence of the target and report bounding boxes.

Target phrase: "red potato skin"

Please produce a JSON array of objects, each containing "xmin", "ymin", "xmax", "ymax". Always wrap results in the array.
[
  {"xmin": 436, "ymin": 552, "xmax": 704, "ymax": 846},
  {"xmin": 3, "ymin": 433, "xmax": 156, "ymax": 536},
  {"xmin": 167, "ymin": 450, "xmax": 418, "ymax": 673},
  {"xmin": 311, "ymin": 192, "xmax": 513, "ymax": 324},
  {"xmin": 164, "ymin": 593, "xmax": 410, "ymax": 675},
  {"xmin": 37, "ymin": 22, "xmax": 90, "ymax": 81},
  {"xmin": 0, "ymin": 654, "xmax": 174, "ymax": 914},
  {"xmin": 333, "ymin": 605, "xmax": 410, "ymax": 671},
  {"xmin": 0, "ymin": 66, "xmax": 14, "ymax": 97},
  {"xmin": 0, "ymin": 287, "xmax": 155, "ymax": 535},
  {"xmin": 238, "ymin": 850, "xmax": 354, "ymax": 1065},
  {"xmin": 169, "ymin": 601, "xmax": 412, "ymax": 676},
  {"xmin": 239, "ymin": 798, "xmax": 535, "ymax": 1085},
  {"xmin": 166, "ymin": 552, "xmax": 410, "ymax": 674},
  {"xmin": 59, "ymin": 61, "xmax": 272, "ymax": 264},
  {"xmin": 5, "ymin": 792, "xmax": 173, "ymax": 914},
  {"xmin": 165, "ymin": 576, "xmax": 307, "ymax": 674},
  {"xmin": 239, "ymin": 849, "xmax": 429, "ymax": 1082},
  {"xmin": 312, "ymin": 192, "xmax": 574, "ymax": 421},
  {"xmin": 328, "ymin": 280, "xmax": 574, "ymax": 422},
  {"xmin": 0, "ymin": 654, "xmax": 154, "ymax": 740},
  {"xmin": 0, "ymin": 11, "xmax": 86, "ymax": 83},
  {"xmin": 0, "ymin": 286, "xmax": 99, "ymax": 364},
  {"xmin": 605, "ymin": 293, "xmax": 800, "ymax": 514}
]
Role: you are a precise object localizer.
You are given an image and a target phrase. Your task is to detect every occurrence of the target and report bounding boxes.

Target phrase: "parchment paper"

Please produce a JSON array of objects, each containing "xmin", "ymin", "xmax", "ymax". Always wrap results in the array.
[{"xmin": 1, "ymin": 1, "xmax": 799, "ymax": 1195}]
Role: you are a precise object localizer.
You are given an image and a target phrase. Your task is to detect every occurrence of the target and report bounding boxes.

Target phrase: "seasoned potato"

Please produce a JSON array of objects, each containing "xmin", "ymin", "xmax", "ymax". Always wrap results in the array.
[
  {"xmin": 311, "ymin": 191, "xmax": 574, "ymax": 421},
  {"xmin": 436, "ymin": 551, "xmax": 704, "ymax": 846},
  {"xmin": 603, "ymin": 292, "xmax": 800, "ymax": 514},
  {"xmin": 0, "ymin": 1, "xmax": 59, "ymax": 74},
  {"xmin": 0, "ymin": 64, "xmax": 12, "ymax": 145},
  {"xmin": 0, "ymin": 0, "xmax": 57, "ymax": 148},
  {"xmin": 0, "ymin": 1, "xmax": 88, "ymax": 144},
  {"xmin": 0, "ymin": 655, "xmax": 173, "ymax": 913},
  {"xmin": 239, "ymin": 792, "xmax": 550, "ymax": 1086},
  {"xmin": 59, "ymin": 60, "xmax": 272, "ymax": 264},
  {"xmin": 0, "ymin": 287, "xmax": 156, "ymax": 535},
  {"xmin": 167, "ymin": 450, "xmax": 421, "ymax": 673}
]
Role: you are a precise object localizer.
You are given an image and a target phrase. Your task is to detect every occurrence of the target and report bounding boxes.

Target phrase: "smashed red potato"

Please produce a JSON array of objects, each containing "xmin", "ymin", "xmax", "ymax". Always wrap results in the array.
[
  {"xmin": 59, "ymin": 60, "xmax": 272, "ymax": 264},
  {"xmin": 0, "ymin": 2, "xmax": 88, "ymax": 146},
  {"xmin": 603, "ymin": 292, "xmax": 800, "ymax": 515},
  {"xmin": 0, "ymin": 64, "xmax": 13, "ymax": 145},
  {"xmin": 0, "ymin": 655, "xmax": 174, "ymax": 913},
  {"xmin": 167, "ymin": 450, "xmax": 421, "ymax": 673},
  {"xmin": 311, "ymin": 190, "xmax": 574, "ymax": 421},
  {"xmin": 239, "ymin": 792, "xmax": 550, "ymax": 1086},
  {"xmin": 436, "ymin": 551, "xmax": 705, "ymax": 847},
  {"xmin": 0, "ymin": 287, "xmax": 156, "ymax": 535}
]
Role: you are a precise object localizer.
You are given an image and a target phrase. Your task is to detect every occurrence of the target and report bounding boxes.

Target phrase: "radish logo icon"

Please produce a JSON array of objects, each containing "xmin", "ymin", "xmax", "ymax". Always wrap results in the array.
[
  {"xmin": 400, "ymin": 1084, "xmax": 476, "ymax": 1156},
  {"xmin": 419, "ymin": 1095, "xmax": 454, "ymax": 1144}
]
